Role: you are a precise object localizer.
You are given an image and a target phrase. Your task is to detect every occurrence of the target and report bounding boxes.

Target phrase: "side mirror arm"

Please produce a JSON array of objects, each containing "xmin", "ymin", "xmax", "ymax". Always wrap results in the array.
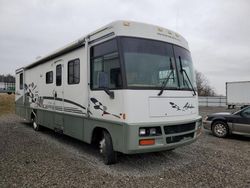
[{"xmin": 104, "ymin": 88, "xmax": 114, "ymax": 99}]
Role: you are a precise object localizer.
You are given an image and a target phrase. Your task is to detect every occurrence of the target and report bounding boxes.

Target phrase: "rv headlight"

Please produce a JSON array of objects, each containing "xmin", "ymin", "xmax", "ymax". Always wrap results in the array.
[
  {"xmin": 139, "ymin": 127, "xmax": 162, "ymax": 137},
  {"xmin": 139, "ymin": 128, "xmax": 146, "ymax": 136},
  {"xmin": 149, "ymin": 128, "xmax": 156, "ymax": 135}
]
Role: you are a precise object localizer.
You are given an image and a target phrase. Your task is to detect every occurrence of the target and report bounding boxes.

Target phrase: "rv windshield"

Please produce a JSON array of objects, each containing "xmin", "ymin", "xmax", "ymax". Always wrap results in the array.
[
  {"xmin": 120, "ymin": 37, "xmax": 196, "ymax": 90},
  {"xmin": 174, "ymin": 45, "xmax": 197, "ymax": 90},
  {"xmin": 121, "ymin": 37, "xmax": 178, "ymax": 89}
]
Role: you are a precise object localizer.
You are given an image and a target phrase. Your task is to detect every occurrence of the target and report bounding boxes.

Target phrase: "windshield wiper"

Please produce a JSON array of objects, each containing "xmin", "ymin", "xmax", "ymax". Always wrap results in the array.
[
  {"xmin": 158, "ymin": 70, "xmax": 174, "ymax": 96},
  {"xmin": 179, "ymin": 56, "xmax": 196, "ymax": 96},
  {"xmin": 158, "ymin": 58, "xmax": 174, "ymax": 96}
]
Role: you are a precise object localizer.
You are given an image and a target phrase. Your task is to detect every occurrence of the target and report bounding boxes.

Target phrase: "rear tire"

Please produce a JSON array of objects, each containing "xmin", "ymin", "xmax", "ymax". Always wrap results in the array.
[
  {"xmin": 99, "ymin": 130, "xmax": 117, "ymax": 165},
  {"xmin": 32, "ymin": 116, "xmax": 40, "ymax": 131},
  {"xmin": 212, "ymin": 121, "xmax": 228, "ymax": 138}
]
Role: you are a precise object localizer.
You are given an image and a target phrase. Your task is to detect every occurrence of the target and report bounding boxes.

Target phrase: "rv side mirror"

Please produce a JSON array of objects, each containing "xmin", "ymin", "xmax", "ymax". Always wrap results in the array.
[
  {"xmin": 98, "ymin": 72, "xmax": 109, "ymax": 88},
  {"xmin": 98, "ymin": 72, "xmax": 114, "ymax": 99}
]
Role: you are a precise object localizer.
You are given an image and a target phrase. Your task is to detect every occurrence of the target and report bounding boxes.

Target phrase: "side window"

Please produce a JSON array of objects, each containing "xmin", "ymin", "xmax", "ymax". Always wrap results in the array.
[
  {"xmin": 68, "ymin": 59, "xmax": 80, "ymax": 84},
  {"xmin": 19, "ymin": 73, "xmax": 23, "ymax": 89},
  {"xmin": 46, "ymin": 71, "xmax": 53, "ymax": 84},
  {"xmin": 90, "ymin": 39, "xmax": 122, "ymax": 89},
  {"xmin": 242, "ymin": 107, "xmax": 250, "ymax": 118},
  {"xmin": 56, "ymin": 64, "xmax": 62, "ymax": 86}
]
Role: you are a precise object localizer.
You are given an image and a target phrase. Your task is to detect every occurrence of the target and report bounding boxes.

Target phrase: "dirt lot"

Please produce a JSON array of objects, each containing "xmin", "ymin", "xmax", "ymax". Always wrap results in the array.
[{"xmin": 0, "ymin": 105, "xmax": 249, "ymax": 187}]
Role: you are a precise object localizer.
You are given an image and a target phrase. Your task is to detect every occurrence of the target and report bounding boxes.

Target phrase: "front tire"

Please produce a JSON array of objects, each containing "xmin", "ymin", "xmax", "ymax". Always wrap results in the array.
[
  {"xmin": 32, "ymin": 116, "xmax": 40, "ymax": 131},
  {"xmin": 212, "ymin": 121, "xmax": 228, "ymax": 138},
  {"xmin": 99, "ymin": 130, "xmax": 117, "ymax": 165}
]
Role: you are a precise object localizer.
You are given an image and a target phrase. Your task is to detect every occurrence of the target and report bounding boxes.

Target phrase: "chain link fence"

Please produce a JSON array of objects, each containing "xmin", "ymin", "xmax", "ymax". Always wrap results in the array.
[{"xmin": 198, "ymin": 96, "xmax": 226, "ymax": 107}]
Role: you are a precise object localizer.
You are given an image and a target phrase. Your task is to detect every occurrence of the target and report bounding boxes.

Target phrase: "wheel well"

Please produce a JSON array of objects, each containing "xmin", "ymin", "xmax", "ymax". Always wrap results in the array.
[
  {"xmin": 91, "ymin": 127, "xmax": 108, "ymax": 146},
  {"xmin": 211, "ymin": 119, "xmax": 228, "ymax": 130}
]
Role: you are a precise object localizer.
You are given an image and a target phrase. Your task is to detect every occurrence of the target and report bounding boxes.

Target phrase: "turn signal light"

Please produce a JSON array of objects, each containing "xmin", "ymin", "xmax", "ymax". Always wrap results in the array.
[
  {"xmin": 197, "ymin": 126, "xmax": 202, "ymax": 136},
  {"xmin": 139, "ymin": 139, "xmax": 155, "ymax": 146}
]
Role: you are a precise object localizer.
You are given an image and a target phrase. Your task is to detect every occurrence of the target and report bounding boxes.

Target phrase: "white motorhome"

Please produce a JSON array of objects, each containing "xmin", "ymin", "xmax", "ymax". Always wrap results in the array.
[{"xmin": 15, "ymin": 21, "xmax": 202, "ymax": 164}]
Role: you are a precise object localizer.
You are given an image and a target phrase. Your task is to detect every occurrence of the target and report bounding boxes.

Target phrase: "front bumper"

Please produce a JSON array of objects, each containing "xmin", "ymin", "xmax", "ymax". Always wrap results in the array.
[
  {"xmin": 203, "ymin": 120, "xmax": 212, "ymax": 130},
  {"xmin": 123, "ymin": 116, "xmax": 202, "ymax": 154}
]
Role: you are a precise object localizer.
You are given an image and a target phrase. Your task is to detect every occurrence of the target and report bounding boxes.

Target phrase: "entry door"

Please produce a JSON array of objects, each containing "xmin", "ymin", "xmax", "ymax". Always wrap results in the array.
[
  {"xmin": 15, "ymin": 70, "xmax": 24, "ymax": 105},
  {"xmin": 54, "ymin": 60, "xmax": 64, "ymax": 130},
  {"xmin": 233, "ymin": 107, "xmax": 250, "ymax": 134},
  {"xmin": 15, "ymin": 70, "xmax": 26, "ymax": 118}
]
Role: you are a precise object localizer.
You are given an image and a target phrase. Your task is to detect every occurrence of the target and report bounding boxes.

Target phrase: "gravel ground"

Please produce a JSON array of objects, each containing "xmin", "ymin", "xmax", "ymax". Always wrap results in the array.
[{"xmin": 0, "ymin": 107, "xmax": 249, "ymax": 187}]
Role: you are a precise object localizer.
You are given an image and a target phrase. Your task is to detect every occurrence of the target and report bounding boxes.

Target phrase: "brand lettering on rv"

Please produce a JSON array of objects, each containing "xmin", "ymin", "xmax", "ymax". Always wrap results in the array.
[
  {"xmin": 183, "ymin": 102, "xmax": 195, "ymax": 110},
  {"xmin": 169, "ymin": 102, "xmax": 194, "ymax": 111}
]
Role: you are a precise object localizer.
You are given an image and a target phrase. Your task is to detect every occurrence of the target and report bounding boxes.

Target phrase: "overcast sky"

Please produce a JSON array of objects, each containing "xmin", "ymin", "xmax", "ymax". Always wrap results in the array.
[{"xmin": 0, "ymin": 0, "xmax": 249, "ymax": 95}]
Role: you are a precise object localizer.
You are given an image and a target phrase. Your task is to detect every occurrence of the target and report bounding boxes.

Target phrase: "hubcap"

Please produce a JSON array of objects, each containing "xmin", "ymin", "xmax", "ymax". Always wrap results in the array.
[
  {"xmin": 100, "ymin": 138, "xmax": 106, "ymax": 154},
  {"xmin": 214, "ymin": 124, "xmax": 227, "ymax": 136}
]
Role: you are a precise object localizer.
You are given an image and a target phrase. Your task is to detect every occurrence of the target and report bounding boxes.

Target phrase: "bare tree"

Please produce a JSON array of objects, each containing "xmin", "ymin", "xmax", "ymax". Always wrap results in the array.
[
  {"xmin": 0, "ymin": 74, "xmax": 15, "ymax": 83},
  {"xmin": 195, "ymin": 70, "xmax": 216, "ymax": 96}
]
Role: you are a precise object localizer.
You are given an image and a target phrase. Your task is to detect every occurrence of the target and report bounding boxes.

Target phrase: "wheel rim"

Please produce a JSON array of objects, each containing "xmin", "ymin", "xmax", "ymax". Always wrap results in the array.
[
  {"xmin": 214, "ymin": 123, "xmax": 227, "ymax": 136},
  {"xmin": 100, "ymin": 138, "xmax": 106, "ymax": 154}
]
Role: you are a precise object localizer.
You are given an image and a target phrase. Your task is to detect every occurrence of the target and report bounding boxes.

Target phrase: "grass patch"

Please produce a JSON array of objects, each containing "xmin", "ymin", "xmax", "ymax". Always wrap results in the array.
[{"xmin": 0, "ymin": 93, "xmax": 15, "ymax": 116}]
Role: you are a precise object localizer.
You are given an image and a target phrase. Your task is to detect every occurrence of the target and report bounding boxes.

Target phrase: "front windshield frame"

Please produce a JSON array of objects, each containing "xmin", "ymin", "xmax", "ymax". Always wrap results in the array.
[{"xmin": 118, "ymin": 36, "xmax": 196, "ymax": 91}]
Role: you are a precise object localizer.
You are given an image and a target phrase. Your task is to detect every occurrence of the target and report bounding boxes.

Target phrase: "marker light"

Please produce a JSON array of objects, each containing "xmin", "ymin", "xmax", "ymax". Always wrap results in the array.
[
  {"xmin": 204, "ymin": 116, "xmax": 208, "ymax": 121},
  {"xmin": 157, "ymin": 27, "xmax": 163, "ymax": 32},
  {"xmin": 197, "ymin": 126, "xmax": 202, "ymax": 136},
  {"xmin": 122, "ymin": 113, "xmax": 126, "ymax": 120},
  {"xmin": 123, "ymin": 21, "xmax": 130, "ymax": 26}
]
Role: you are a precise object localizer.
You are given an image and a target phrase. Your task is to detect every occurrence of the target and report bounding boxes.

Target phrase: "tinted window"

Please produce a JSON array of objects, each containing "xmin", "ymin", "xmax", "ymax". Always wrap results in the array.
[
  {"xmin": 91, "ymin": 39, "xmax": 117, "ymax": 58},
  {"xmin": 121, "ymin": 37, "xmax": 178, "ymax": 88},
  {"xmin": 68, "ymin": 59, "xmax": 80, "ymax": 84},
  {"xmin": 122, "ymin": 37, "xmax": 169, "ymax": 56},
  {"xmin": 242, "ymin": 107, "xmax": 250, "ymax": 118},
  {"xmin": 90, "ymin": 39, "xmax": 122, "ymax": 89},
  {"xmin": 46, "ymin": 71, "xmax": 53, "ymax": 84},
  {"xmin": 56, "ymin": 64, "xmax": 62, "ymax": 86},
  {"xmin": 19, "ymin": 73, "xmax": 23, "ymax": 89},
  {"xmin": 174, "ymin": 46, "xmax": 196, "ymax": 90}
]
